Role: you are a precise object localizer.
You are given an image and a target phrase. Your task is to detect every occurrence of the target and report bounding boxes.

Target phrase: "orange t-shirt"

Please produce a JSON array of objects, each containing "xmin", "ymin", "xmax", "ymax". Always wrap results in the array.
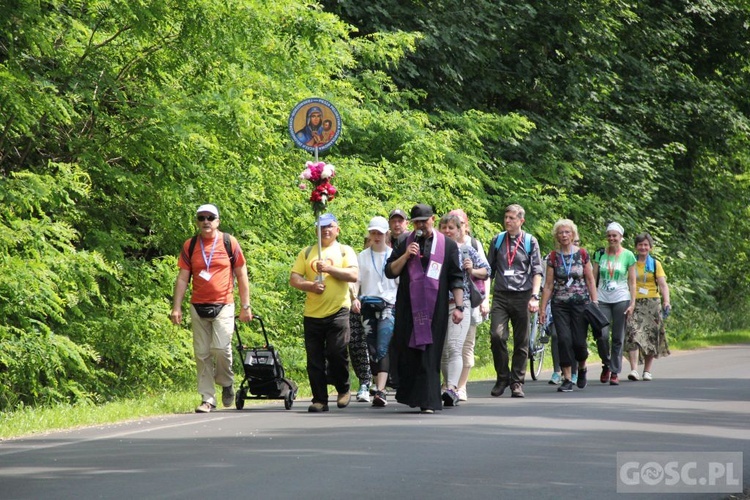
[{"xmin": 178, "ymin": 232, "xmax": 246, "ymax": 304}]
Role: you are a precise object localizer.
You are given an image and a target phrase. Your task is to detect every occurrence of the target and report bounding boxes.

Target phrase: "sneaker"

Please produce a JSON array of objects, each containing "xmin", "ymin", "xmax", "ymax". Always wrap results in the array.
[
  {"xmin": 600, "ymin": 367, "xmax": 611, "ymax": 384},
  {"xmin": 609, "ymin": 373, "xmax": 620, "ymax": 385},
  {"xmin": 490, "ymin": 380, "xmax": 508, "ymax": 397},
  {"xmin": 442, "ymin": 389, "xmax": 459, "ymax": 407},
  {"xmin": 549, "ymin": 372, "xmax": 562, "ymax": 385},
  {"xmin": 576, "ymin": 367, "xmax": 588, "ymax": 389},
  {"xmin": 510, "ymin": 383, "xmax": 525, "ymax": 398},
  {"xmin": 195, "ymin": 401, "xmax": 216, "ymax": 413},
  {"xmin": 420, "ymin": 408, "xmax": 435, "ymax": 414},
  {"xmin": 628, "ymin": 370, "xmax": 641, "ymax": 381},
  {"xmin": 337, "ymin": 391, "xmax": 351, "ymax": 408},
  {"xmin": 356, "ymin": 384, "xmax": 371, "ymax": 403},
  {"xmin": 372, "ymin": 390, "xmax": 388, "ymax": 407},
  {"xmin": 642, "ymin": 371, "xmax": 653, "ymax": 381},
  {"xmin": 222, "ymin": 385, "xmax": 235, "ymax": 408},
  {"xmin": 571, "ymin": 372, "xmax": 578, "ymax": 385},
  {"xmin": 456, "ymin": 387, "xmax": 468, "ymax": 401},
  {"xmin": 308, "ymin": 402, "xmax": 329, "ymax": 413},
  {"xmin": 558, "ymin": 380, "xmax": 574, "ymax": 392}
]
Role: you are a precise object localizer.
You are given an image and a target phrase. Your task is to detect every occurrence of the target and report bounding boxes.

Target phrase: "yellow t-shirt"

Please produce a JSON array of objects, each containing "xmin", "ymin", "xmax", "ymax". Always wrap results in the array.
[
  {"xmin": 634, "ymin": 259, "xmax": 666, "ymax": 299},
  {"xmin": 292, "ymin": 242, "xmax": 358, "ymax": 318}
]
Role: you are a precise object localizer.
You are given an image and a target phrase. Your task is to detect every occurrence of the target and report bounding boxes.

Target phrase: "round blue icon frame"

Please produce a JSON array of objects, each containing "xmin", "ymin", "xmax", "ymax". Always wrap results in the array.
[{"xmin": 288, "ymin": 97, "xmax": 341, "ymax": 153}]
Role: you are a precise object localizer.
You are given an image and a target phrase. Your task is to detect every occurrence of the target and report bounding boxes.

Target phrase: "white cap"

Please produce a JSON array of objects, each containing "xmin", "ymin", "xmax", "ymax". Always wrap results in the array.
[
  {"xmin": 367, "ymin": 216, "xmax": 389, "ymax": 234},
  {"xmin": 606, "ymin": 221, "xmax": 624, "ymax": 236},
  {"xmin": 196, "ymin": 204, "xmax": 219, "ymax": 217}
]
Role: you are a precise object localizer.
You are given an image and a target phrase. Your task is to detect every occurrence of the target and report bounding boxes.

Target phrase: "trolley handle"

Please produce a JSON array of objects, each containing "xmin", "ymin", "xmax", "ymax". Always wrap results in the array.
[{"xmin": 234, "ymin": 314, "xmax": 271, "ymax": 351}]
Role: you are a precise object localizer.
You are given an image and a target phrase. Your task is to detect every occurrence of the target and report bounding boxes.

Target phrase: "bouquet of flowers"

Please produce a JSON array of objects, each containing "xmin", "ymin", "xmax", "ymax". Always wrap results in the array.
[{"xmin": 298, "ymin": 161, "xmax": 337, "ymax": 213}]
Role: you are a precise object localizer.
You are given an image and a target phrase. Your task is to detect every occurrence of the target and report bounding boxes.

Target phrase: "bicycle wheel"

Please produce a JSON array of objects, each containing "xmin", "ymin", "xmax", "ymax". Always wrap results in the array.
[
  {"xmin": 528, "ymin": 312, "xmax": 542, "ymax": 380},
  {"xmin": 531, "ymin": 335, "xmax": 546, "ymax": 380}
]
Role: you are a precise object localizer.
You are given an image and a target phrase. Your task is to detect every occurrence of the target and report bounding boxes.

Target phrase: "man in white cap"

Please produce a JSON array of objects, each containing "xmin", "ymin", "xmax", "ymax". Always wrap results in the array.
[
  {"xmin": 350, "ymin": 216, "xmax": 399, "ymax": 406},
  {"xmin": 171, "ymin": 204, "xmax": 252, "ymax": 413},
  {"xmin": 290, "ymin": 213, "xmax": 359, "ymax": 412}
]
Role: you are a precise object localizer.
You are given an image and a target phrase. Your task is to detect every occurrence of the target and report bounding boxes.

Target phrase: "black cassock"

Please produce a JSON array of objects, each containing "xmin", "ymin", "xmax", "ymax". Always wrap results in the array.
[{"xmin": 386, "ymin": 233, "xmax": 464, "ymax": 411}]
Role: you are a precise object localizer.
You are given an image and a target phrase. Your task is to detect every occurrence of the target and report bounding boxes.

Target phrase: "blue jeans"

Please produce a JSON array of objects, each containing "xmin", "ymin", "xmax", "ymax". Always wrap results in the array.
[{"xmin": 362, "ymin": 305, "xmax": 395, "ymax": 375}]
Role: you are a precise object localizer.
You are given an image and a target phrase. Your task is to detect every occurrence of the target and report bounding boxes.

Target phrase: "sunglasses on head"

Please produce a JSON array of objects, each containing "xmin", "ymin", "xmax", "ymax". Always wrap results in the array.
[{"xmin": 197, "ymin": 215, "xmax": 217, "ymax": 222}]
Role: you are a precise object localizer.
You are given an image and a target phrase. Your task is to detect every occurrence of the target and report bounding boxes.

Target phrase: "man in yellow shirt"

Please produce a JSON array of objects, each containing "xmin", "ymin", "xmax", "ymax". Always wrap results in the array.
[{"xmin": 290, "ymin": 213, "xmax": 359, "ymax": 412}]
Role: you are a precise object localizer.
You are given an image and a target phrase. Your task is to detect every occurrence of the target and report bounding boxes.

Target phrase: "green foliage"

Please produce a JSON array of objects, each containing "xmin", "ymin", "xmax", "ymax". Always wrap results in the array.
[{"xmin": 1, "ymin": 0, "xmax": 749, "ymax": 414}]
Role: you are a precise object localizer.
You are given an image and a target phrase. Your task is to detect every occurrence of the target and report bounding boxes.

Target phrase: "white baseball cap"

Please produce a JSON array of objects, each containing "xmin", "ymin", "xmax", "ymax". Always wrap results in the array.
[
  {"xmin": 367, "ymin": 216, "xmax": 389, "ymax": 234},
  {"xmin": 196, "ymin": 204, "xmax": 219, "ymax": 217}
]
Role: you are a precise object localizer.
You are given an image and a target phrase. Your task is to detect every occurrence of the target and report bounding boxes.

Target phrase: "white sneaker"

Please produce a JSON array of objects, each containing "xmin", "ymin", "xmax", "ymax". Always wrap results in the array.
[
  {"xmin": 457, "ymin": 387, "xmax": 468, "ymax": 401},
  {"xmin": 356, "ymin": 384, "xmax": 371, "ymax": 403},
  {"xmin": 627, "ymin": 370, "xmax": 641, "ymax": 381},
  {"xmin": 642, "ymin": 371, "xmax": 653, "ymax": 381}
]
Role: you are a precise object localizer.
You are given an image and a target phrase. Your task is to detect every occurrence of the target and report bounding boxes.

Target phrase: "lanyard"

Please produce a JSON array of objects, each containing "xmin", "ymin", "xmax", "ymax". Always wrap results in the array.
[
  {"xmin": 561, "ymin": 249, "xmax": 573, "ymax": 278},
  {"xmin": 637, "ymin": 260, "xmax": 649, "ymax": 283},
  {"xmin": 506, "ymin": 232, "xmax": 524, "ymax": 268},
  {"xmin": 606, "ymin": 249, "xmax": 621, "ymax": 282},
  {"xmin": 199, "ymin": 234, "xmax": 219, "ymax": 272},
  {"xmin": 370, "ymin": 248, "xmax": 389, "ymax": 280}
]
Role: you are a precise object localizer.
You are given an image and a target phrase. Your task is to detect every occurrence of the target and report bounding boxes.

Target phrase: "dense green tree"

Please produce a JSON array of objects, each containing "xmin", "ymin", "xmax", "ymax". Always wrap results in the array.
[{"xmin": 1, "ymin": 0, "xmax": 748, "ymax": 411}]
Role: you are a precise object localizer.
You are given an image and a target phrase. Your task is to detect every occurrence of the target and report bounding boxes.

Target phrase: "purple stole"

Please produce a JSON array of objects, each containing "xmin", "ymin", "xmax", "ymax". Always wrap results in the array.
[{"xmin": 407, "ymin": 231, "xmax": 446, "ymax": 350}]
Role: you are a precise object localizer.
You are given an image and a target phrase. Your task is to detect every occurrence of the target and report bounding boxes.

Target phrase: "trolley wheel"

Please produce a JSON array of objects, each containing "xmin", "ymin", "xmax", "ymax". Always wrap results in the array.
[
  {"xmin": 284, "ymin": 392, "xmax": 293, "ymax": 410},
  {"xmin": 235, "ymin": 389, "xmax": 246, "ymax": 410}
]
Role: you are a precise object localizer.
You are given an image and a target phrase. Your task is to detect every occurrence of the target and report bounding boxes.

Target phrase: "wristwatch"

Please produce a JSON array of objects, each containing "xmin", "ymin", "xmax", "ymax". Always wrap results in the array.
[
  {"xmin": 531, "ymin": 293, "xmax": 540, "ymax": 300},
  {"xmin": 455, "ymin": 305, "xmax": 465, "ymax": 312},
  {"xmin": 241, "ymin": 304, "xmax": 251, "ymax": 311}
]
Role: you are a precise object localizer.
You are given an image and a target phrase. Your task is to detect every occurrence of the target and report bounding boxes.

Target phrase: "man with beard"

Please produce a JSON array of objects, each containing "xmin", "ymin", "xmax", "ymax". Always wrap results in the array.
[{"xmin": 385, "ymin": 204, "xmax": 464, "ymax": 413}]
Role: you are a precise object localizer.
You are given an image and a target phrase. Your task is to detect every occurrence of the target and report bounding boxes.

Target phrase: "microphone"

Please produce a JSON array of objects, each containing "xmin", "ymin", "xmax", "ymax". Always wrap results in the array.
[{"xmin": 415, "ymin": 229, "xmax": 424, "ymax": 257}]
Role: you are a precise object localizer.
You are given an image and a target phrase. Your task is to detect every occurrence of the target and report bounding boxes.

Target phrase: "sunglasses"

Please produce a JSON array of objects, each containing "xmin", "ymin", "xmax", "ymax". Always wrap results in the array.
[{"xmin": 197, "ymin": 215, "xmax": 217, "ymax": 222}]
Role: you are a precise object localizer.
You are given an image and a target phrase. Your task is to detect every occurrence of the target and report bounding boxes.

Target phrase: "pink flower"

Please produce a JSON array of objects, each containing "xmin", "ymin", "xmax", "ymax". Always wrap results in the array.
[{"xmin": 298, "ymin": 161, "xmax": 338, "ymax": 212}]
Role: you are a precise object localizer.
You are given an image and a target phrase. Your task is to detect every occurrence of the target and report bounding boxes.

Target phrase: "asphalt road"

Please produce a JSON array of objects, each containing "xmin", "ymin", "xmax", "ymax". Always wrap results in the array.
[{"xmin": 1, "ymin": 345, "xmax": 748, "ymax": 499}]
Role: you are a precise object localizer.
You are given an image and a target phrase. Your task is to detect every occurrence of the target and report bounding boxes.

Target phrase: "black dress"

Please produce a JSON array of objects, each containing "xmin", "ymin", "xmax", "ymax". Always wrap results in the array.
[{"xmin": 385, "ymin": 233, "xmax": 463, "ymax": 411}]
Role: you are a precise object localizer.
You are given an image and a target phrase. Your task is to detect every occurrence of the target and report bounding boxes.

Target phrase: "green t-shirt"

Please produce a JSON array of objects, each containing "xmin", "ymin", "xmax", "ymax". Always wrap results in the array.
[{"xmin": 595, "ymin": 248, "xmax": 636, "ymax": 303}]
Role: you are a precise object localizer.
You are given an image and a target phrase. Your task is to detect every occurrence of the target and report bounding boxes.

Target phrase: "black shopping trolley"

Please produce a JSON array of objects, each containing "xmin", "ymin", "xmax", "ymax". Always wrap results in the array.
[{"xmin": 234, "ymin": 315, "xmax": 297, "ymax": 410}]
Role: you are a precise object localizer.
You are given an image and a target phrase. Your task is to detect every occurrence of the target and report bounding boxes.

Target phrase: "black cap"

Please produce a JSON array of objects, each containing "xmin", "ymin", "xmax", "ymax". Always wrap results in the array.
[
  {"xmin": 410, "ymin": 204, "xmax": 434, "ymax": 221},
  {"xmin": 389, "ymin": 209, "xmax": 407, "ymax": 220}
]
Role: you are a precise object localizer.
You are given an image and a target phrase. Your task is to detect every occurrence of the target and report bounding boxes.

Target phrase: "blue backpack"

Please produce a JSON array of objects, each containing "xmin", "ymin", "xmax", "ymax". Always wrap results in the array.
[{"xmin": 493, "ymin": 231, "xmax": 532, "ymax": 254}]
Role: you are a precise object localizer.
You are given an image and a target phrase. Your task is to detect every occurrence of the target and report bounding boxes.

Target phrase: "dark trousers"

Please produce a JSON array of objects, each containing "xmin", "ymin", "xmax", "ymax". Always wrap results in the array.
[
  {"xmin": 489, "ymin": 290, "xmax": 531, "ymax": 385},
  {"xmin": 596, "ymin": 300, "xmax": 630, "ymax": 374},
  {"xmin": 551, "ymin": 302, "xmax": 589, "ymax": 368},
  {"xmin": 304, "ymin": 308, "xmax": 351, "ymax": 405}
]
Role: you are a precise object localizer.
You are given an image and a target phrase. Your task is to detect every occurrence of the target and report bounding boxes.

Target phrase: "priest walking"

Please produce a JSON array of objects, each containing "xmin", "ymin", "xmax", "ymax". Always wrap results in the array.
[{"xmin": 385, "ymin": 204, "xmax": 464, "ymax": 413}]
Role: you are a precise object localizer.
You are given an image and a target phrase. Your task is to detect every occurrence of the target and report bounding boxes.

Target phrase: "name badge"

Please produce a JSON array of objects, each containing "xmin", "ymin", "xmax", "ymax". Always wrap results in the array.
[
  {"xmin": 427, "ymin": 261, "xmax": 442, "ymax": 280},
  {"xmin": 377, "ymin": 281, "xmax": 384, "ymax": 294},
  {"xmin": 504, "ymin": 270, "xmax": 515, "ymax": 277},
  {"xmin": 198, "ymin": 270, "xmax": 212, "ymax": 281},
  {"xmin": 566, "ymin": 277, "xmax": 574, "ymax": 288},
  {"xmin": 638, "ymin": 287, "xmax": 649, "ymax": 295}
]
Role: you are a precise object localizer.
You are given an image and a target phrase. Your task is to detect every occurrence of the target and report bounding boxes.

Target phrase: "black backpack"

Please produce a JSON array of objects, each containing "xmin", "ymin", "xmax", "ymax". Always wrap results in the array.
[{"xmin": 187, "ymin": 233, "xmax": 236, "ymax": 284}]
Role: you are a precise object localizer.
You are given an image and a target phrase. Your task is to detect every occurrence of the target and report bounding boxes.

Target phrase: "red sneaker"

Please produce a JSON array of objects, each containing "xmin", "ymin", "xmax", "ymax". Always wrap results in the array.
[
  {"xmin": 609, "ymin": 373, "xmax": 620, "ymax": 385},
  {"xmin": 600, "ymin": 367, "xmax": 611, "ymax": 384}
]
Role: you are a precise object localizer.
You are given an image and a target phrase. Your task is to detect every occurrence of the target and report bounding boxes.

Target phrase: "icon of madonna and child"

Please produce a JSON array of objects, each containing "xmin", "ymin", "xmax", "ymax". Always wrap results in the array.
[{"xmin": 289, "ymin": 99, "xmax": 341, "ymax": 153}]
